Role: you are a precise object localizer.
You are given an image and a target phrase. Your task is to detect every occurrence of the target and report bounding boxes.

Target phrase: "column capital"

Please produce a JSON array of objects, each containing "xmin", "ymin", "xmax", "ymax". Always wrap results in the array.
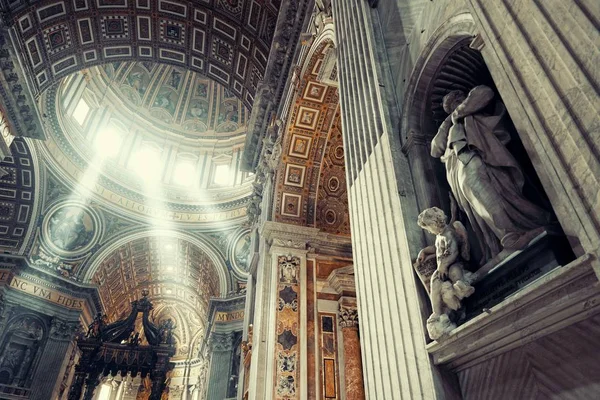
[
  {"xmin": 339, "ymin": 304, "xmax": 359, "ymax": 329},
  {"xmin": 49, "ymin": 317, "xmax": 80, "ymax": 341},
  {"xmin": 209, "ymin": 331, "xmax": 235, "ymax": 352}
]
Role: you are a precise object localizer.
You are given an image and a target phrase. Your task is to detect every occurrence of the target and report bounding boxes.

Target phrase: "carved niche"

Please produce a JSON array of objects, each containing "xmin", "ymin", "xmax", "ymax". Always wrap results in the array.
[{"xmin": 0, "ymin": 315, "xmax": 46, "ymax": 387}]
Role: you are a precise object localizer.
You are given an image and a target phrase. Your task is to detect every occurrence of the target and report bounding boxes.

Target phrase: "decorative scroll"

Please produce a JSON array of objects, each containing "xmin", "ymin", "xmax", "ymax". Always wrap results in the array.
[{"xmin": 274, "ymin": 255, "xmax": 301, "ymax": 399}]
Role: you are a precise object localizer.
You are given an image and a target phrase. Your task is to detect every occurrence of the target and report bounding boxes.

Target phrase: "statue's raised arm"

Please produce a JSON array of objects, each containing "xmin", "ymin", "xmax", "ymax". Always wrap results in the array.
[{"xmin": 451, "ymin": 85, "xmax": 495, "ymax": 121}]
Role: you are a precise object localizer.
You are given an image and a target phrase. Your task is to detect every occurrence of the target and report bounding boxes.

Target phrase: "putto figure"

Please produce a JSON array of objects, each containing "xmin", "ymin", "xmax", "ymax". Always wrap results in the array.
[
  {"xmin": 431, "ymin": 85, "xmax": 549, "ymax": 262},
  {"xmin": 416, "ymin": 206, "xmax": 475, "ymax": 340}
]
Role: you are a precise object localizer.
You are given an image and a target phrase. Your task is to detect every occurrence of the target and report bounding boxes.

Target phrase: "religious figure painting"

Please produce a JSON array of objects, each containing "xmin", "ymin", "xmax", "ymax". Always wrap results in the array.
[
  {"xmin": 47, "ymin": 206, "xmax": 95, "ymax": 253},
  {"xmin": 233, "ymin": 233, "xmax": 251, "ymax": 272}
]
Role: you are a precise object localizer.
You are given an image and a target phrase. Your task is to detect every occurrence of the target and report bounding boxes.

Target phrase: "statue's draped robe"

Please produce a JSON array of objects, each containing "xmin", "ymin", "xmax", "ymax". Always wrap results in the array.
[{"xmin": 431, "ymin": 86, "xmax": 549, "ymax": 261}]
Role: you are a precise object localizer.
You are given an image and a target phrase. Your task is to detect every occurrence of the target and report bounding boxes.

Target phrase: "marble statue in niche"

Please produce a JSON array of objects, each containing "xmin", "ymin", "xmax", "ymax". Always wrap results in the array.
[
  {"xmin": 416, "ymin": 206, "xmax": 475, "ymax": 340},
  {"xmin": 431, "ymin": 85, "xmax": 549, "ymax": 263}
]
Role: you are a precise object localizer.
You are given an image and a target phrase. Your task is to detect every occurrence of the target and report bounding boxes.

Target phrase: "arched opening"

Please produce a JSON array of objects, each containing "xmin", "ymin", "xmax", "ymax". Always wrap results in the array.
[
  {"xmin": 0, "ymin": 315, "xmax": 46, "ymax": 391},
  {"xmin": 85, "ymin": 234, "xmax": 223, "ymax": 395},
  {"xmin": 273, "ymin": 39, "xmax": 350, "ymax": 235}
]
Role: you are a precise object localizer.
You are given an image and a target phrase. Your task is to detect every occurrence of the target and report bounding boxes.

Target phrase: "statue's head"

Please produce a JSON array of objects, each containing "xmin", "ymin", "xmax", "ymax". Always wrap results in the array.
[
  {"xmin": 417, "ymin": 207, "xmax": 447, "ymax": 235},
  {"xmin": 442, "ymin": 90, "xmax": 466, "ymax": 114}
]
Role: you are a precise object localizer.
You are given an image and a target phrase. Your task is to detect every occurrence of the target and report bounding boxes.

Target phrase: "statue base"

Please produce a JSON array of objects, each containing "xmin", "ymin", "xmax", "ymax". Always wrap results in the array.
[{"xmin": 463, "ymin": 230, "xmax": 573, "ymax": 321}]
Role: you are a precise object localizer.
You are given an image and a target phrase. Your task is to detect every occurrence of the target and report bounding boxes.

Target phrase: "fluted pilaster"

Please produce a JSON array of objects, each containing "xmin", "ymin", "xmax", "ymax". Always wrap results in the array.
[
  {"xmin": 30, "ymin": 317, "xmax": 79, "ymax": 400},
  {"xmin": 331, "ymin": 0, "xmax": 443, "ymax": 398},
  {"xmin": 206, "ymin": 332, "xmax": 235, "ymax": 400}
]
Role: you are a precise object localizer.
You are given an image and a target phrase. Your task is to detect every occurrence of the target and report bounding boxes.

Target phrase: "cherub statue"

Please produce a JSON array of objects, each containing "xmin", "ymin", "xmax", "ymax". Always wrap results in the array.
[{"xmin": 416, "ymin": 204, "xmax": 475, "ymax": 340}]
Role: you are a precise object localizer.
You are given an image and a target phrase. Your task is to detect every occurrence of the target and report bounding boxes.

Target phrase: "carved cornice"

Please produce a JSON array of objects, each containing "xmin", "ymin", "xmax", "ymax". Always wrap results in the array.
[
  {"xmin": 261, "ymin": 221, "xmax": 352, "ymax": 257},
  {"xmin": 401, "ymin": 131, "xmax": 432, "ymax": 155},
  {"xmin": 339, "ymin": 304, "xmax": 359, "ymax": 329},
  {"xmin": 0, "ymin": 29, "xmax": 45, "ymax": 141},
  {"xmin": 0, "ymin": 255, "xmax": 102, "ymax": 317},
  {"xmin": 327, "ymin": 265, "xmax": 356, "ymax": 295},
  {"xmin": 242, "ymin": 0, "xmax": 314, "ymax": 171}
]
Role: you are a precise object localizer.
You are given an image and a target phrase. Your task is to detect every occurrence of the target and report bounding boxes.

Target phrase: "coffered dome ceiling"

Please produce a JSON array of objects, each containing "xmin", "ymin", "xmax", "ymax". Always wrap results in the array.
[
  {"xmin": 37, "ymin": 63, "xmax": 254, "ymax": 225},
  {"xmin": 97, "ymin": 62, "xmax": 250, "ymax": 140},
  {"xmin": 8, "ymin": 0, "xmax": 280, "ymax": 111}
]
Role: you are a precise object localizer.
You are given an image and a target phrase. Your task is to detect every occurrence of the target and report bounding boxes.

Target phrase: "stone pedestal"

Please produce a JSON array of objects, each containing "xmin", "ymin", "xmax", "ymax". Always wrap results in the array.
[
  {"xmin": 465, "ymin": 232, "xmax": 571, "ymax": 320},
  {"xmin": 338, "ymin": 305, "xmax": 365, "ymax": 400}
]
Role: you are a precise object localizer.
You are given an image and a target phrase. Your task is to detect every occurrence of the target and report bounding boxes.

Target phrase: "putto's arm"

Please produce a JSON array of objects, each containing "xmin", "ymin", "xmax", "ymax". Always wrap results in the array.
[{"xmin": 453, "ymin": 85, "xmax": 495, "ymax": 118}]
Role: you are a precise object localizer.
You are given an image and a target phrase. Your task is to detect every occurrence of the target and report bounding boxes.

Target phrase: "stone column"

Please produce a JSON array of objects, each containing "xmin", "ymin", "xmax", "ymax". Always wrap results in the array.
[
  {"xmin": 331, "ymin": 1, "xmax": 447, "ymax": 398},
  {"xmin": 109, "ymin": 378, "xmax": 121, "ymax": 400},
  {"xmin": 206, "ymin": 332, "xmax": 235, "ymax": 400},
  {"xmin": 338, "ymin": 304, "xmax": 365, "ymax": 400},
  {"xmin": 114, "ymin": 377, "xmax": 125, "ymax": 400},
  {"xmin": 29, "ymin": 317, "xmax": 79, "ymax": 400},
  {"xmin": 190, "ymin": 384, "xmax": 200, "ymax": 400},
  {"xmin": 247, "ymin": 222, "xmax": 328, "ymax": 400},
  {"xmin": 181, "ymin": 383, "xmax": 189, "ymax": 400},
  {"xmin": 121, "ymin": 374, "xmax": 141, "ymax": 400}
]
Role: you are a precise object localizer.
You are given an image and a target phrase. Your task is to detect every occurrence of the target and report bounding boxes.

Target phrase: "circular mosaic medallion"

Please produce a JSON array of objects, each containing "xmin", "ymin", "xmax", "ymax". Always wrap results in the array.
[
  {"xmin": 228, "ymin": 229, "xmax": 251, "ymax": 279},
  {"xmin": 42, "ymin": 202, "xmax": 101, "ymax": 257}
]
